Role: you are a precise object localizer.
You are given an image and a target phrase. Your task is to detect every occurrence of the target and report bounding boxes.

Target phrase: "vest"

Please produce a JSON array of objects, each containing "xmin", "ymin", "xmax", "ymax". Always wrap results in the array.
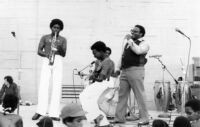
[{"xmin": 121, "ymin": 39, "xmax": 147, "ymax": 69}]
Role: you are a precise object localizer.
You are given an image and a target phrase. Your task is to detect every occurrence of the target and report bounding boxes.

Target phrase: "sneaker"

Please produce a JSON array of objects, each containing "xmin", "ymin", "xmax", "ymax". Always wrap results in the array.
[
  {"xmin": 126, "ymin": 115, "xmax": 139, "ymax": 121},
  {"xmin": 138, "ymin": 120, "xmax": 149, "ymax": 126},
  {"xmin": 32, "ymin": 113, "xmax": 41, "ymax": 120},
  {"xmin": 50, "ymin": 117, "xmax": 60, "ymax": 121},
  {"xmin": 94, "ymin": 115, "xmax": 104, "ymax": 126},
  {"xmin": 95, "ymin": 124, "xmax": 114, "ymax": 127},
  {"xmin": 110, "ymin": 120, "xmax": 125, "ymax": 124}
]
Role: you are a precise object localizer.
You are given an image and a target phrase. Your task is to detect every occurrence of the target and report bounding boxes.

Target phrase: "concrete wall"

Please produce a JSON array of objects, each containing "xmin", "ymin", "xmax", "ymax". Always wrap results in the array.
[{"xmin": 0, "ymin": 0, "xmax": 200, "ymax": 110}]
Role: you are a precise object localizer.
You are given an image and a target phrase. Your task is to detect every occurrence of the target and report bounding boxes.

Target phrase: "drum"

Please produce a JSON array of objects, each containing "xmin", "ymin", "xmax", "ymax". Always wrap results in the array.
[
  {"xmin": 189, "ymin": 82, "xmax": 200, "ymax": 100},
  {"xmin": 173, "ymin": 81, "xmax": 192, "ymax": 112},
  {"xmin": 154, "ymin": 80, "xmax": 171, "ymax": 112}
]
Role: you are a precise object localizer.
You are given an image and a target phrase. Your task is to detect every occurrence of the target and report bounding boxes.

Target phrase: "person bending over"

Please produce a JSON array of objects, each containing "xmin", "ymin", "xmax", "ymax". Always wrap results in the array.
[
  {"xmin": 0, "ymin": 76, "xmax": 20, "ymax": 104},
  {"xmin": 79, "ymin": 41, "xmax": 115, "ymax": 127}
]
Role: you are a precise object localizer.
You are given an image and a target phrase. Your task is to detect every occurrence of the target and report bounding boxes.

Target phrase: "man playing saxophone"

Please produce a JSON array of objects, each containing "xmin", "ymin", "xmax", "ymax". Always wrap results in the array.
[{"xmin": 32, "ymin": 19, "xmax": 67, "ymax": 121}]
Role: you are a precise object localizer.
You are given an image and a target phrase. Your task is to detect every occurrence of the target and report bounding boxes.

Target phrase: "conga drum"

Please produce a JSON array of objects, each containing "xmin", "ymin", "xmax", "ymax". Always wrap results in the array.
[
  {"xmin": 189, "ymin": 82, "xmax": 200, "ymax": 100},
  {"xmin": 174, "ymin": 81, "xmax": 191, "ymax": 113},
  {"xmin": 154, "ymin": 80, "xmax": 171, "ymax": 112}
]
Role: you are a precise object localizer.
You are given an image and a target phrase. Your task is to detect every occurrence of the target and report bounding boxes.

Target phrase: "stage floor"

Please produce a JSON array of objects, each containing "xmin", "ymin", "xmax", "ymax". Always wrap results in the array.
[{"xmin": 15, "ymin": 102, "xmax": 181, "ymax": 127}]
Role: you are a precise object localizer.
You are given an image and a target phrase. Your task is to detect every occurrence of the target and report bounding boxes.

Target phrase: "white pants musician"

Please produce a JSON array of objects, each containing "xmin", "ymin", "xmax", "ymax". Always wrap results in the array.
[
  {"xmin": 36, "ymin": 55, "xmax": 63, "ymax": 118},
  {"xmin": 79, "ymin": 79, "xmax": 115, "ymax": 126}
]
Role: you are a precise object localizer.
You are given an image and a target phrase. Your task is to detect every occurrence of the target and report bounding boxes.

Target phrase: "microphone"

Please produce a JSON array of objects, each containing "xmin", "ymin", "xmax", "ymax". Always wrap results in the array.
[
  {"xmin": 11, "ymin": 31, "xmax": 16, "ymax": 38},
  {"xmin": 175, "ymin": 28, "xmax": 189, "ymax": 39},
  {"xmin": 149, "ymin": 55, "xmax": 162, "ymax": 58},
  {"xmin": 125, "ymin": 34, "xmax": 133, "ymax": 49},
  {"xmin": 125, "ymin": 34, "xmax": 132, "ymax": 40}
]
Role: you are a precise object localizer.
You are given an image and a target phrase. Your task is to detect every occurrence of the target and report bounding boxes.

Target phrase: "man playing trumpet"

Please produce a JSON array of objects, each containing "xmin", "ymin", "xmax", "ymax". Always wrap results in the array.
[{"xmin": 32, "ymin": 19, "xmax": 67, "ymax": 121}]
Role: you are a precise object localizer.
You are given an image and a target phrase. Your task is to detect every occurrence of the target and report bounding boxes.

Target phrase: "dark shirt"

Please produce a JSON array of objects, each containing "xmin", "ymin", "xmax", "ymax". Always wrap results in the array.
[
  {"xmin": 121, "ymin": 39, "xmax": 147, "ymax": 69},
  {"xmin": 0, "ymin": 83, "xmax": 19, "ymax": 103},
  {"xmin": 37, "ymin": 34, "xmax": 67, "ymax": 58}
]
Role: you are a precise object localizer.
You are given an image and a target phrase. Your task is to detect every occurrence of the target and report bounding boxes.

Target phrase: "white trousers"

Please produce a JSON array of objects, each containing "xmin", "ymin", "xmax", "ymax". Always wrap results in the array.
[
  {"xmin": 79, "ymin": 79, "xmax": 115, "ymax": 126},
  {"xmin": 36, "ymin": 56, "xmax": 63, "ymax": 117}
]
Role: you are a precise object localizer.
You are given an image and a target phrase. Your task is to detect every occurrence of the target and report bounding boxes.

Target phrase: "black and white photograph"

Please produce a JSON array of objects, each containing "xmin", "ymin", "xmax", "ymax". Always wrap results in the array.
[{"xmin": 0, "ymin": 0, "xmax": 200, "ymax": 127}]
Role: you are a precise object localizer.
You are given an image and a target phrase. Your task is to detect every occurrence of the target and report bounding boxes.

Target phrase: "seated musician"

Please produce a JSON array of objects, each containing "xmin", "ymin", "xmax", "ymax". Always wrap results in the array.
[
  {"xmin": 79, "ymin": 41, "xmax": 115, "ymax": 127},
  {"xmin": 0, "ymin": 76, "xmax": 20, "ymax": 105}
]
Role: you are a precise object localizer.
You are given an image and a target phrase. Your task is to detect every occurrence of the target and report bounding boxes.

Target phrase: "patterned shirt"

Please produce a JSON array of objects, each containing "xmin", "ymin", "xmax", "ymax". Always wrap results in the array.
[{"xmin": 38, "ymin": 34, "xmax": 67, "ymax": 58}]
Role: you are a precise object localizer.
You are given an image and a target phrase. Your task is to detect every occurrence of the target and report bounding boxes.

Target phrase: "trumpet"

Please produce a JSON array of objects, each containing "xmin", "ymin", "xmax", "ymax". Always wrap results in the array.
[{"xmin": 49, "ymin": 32, "xmax": 57, "ymax": 65}]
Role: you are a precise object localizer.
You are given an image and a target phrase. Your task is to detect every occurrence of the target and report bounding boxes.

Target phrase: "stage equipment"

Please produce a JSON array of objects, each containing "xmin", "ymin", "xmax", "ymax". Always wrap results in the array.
[
  {"xmin": 175, "ymin": 28, "xmax": 191, "ymax": 114},
  {"xmin": 175, "ymin": 28, "xmax": 190, "ymax": 40},
  {"xmin": 151, "ymin": 56, "xmax": 177, "ymax": 118},
  {"xmin": 188, "ymin": 57, "xmax": 200, "ymax": 82},
  {"xmin": 189, "ymin": 82, "xmax": 200, "ymax": 100},
  {"xmin": 72, "ymin": 61, "xmax": 94, "ymax": 103},
  {"xmin": 154, "ymin": 80, "xmax": 171, "ymax": 111},
  {"xmin": 173, "ymin": 81, "xmax": 192, "ymax": 112}
]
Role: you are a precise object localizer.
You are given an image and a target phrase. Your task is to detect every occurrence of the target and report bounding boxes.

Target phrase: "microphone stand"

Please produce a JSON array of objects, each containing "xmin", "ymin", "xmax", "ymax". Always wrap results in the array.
[
  {"xmin": 72, "ymin": 63, "xmax": 93, "ymax": 103},
  {"xmin": 11, "ymin": 32, "xmax": 21, "ymax": 114},
  {"xmin": 72, "ymin": 68, "xmax": 78, "ymax": 103},
  {"xmin": 75, "ymin": 62, "xmax": 94, "ymax": 84},
  {"xmin": 181, "ymin": 36, "xmax": 191, "ymax": 115},
  {"xmin": 156, "ymin": 57, "xmax": 179, "ymax": 85},
  {"xmin": 154, "ymin": 57, "xmax": 178, "ymax": 118},
  {"xmin": 78, "ymin": 62, "xmax": 94, "ymax": 76},
  {"xmin": 72, "ymin": 62, "xmax": 94, "ymax": 103}
]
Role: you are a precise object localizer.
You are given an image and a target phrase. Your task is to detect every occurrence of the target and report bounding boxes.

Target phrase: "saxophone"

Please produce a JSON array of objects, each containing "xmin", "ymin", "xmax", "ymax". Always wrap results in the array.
[{"xmin": 49, "ymin": 32, "xmax": 57, "ymax": 65}]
